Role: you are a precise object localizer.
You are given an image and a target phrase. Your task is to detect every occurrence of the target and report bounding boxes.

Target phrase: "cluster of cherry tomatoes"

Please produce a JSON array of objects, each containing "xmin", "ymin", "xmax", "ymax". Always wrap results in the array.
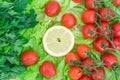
[
  {"xmin": 65, "ymin": 0, "xmax": 120, "ymax": 80},
  {"xmin": 65, "ymin": 44, "xmax": 118, "ymax": 80}
]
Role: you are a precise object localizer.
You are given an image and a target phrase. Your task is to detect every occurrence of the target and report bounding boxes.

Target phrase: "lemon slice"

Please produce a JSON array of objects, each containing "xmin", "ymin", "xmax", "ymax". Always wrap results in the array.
[{"xmin": 43, "ymin": 26, "xmax": 74, "ymax": 57}]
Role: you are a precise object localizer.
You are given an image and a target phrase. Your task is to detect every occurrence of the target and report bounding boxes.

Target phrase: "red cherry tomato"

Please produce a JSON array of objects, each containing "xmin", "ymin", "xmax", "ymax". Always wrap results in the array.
[
  {"xmin": 77, "ymin": 44, "xmax": 90, "ymax": 59},
  {"xmin": 82, "ymin": 57, "xmax": 95, "ymax": 71},
  {"xmin": 112, "ymin": 23, "xmax": 120, "ymax": 37},
  {"xmin": 45, "ymin": 1, "xmax": 61, "ymax": 17},
  {"xmin": 96, "ymin": 22, "xmax": 110, "ymax": 36},
  {"xmin": 62, "ymin": 13, "xmax": 76, "ymax": 28},
  {"xmin": 40, "ymin": 61, "xmax": 56, "ymax": 78},
  {"xmin": 91, "ymin": 67, "xmax": 105, "ymax": 80},
  {"xmin": 21, "ymin": 50, "xmax": 39, "ymax": 66},
  {"xmin": 73, "ymin": 0, "xmax": 83, "ymax": 3},
  {"xmin": 82, "ymin": 10, "xmax": 96, "ymax": 24},
  {"xmin": 65, "ymin": 52, "xmax": 79, "ymax": 66},
  {"xmin": 113, "ymin": 0, "xmax": 120, "ymax": 6},
  {"xmin": 99, "ymin": 8, "xmax": 114, "ymax": 22},
  {"xmin": 93, "ymin": 37, "xmax": 110, "ymax": 52},
  {"xmin": 79, "ymin": 75, "xmax": 92, "ymax": 80},
  {"xmin": 85, "ymin": 0, "xmax": 100, "ymax": 10},
  {"xmin": 82, "ymin": 25, "xmax": 96, "ymax": 39},
  {"xmin": 101, "ymin": 53, "xmax": 118, "ymax": 68},
  {"xmin": 112, "ymin": 37, "xmax": 120, "ymax": 51},
  {"xmin": 68, "ymin": 66, "xmax": 83, "ymax": 80}
]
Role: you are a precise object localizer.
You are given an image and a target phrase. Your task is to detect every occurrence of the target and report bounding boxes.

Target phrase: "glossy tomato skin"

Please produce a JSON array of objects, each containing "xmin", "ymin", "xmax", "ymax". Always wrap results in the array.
[
  {"xmin": 73, "ymin": 0, "xmax": 83, "ymax": 3},
  {"xmin": 68, "ymin": 66, "xmax": 83, "ymax": 80},
  {"xmin": 99, "ymin": 8, "xmax": 114, "ymax": 22},
  {"xmin": 112, "ymin": 37, "xmax": 120, "ymax": 51},
  {"xmin": 45, "ymin": 1, "xmax": 61, "ymax": 17},
  {"xmin": 97, "ymin": 22, "xmax": 110, "ymax": 36},
  {"xmin": 82, "ymin": 10, "xmax": 96, "ymax": 24},
  {"xmin": 112, "ymin": 23, "xmax": 120, "ymax": 37},
  {"xmin": 82, "ymin": 25, "xmax": 96, "ymax": 39},
  {"xmin": 101, "ymin": 53, "xmax": 118, "ymax": 68},
  {"xmin": 65, "ymin": 52, "xmax": 79, "ymax": 66},
  {"xmin": 93, "ymin": 37, "xmax": 110, "ymax": 52},
  {"xmin": 62, "ymin": 13, "xmax": 76, "ymax": 28},
  {"xmin": 79, "ymin": 75, "xmax": 93, "ymax": 80},
  {"xmin": 82, "ymin": 57, "xmax": 95, "ymax": 71},
  {"xmin": 91, "ymin": 67, "xmax": 105, "ymax": 80},
  {"xmin": 113, "ymin": 0, "xmax": 120, "ymax": 6},
  {"xmin": 77, "ymin": 44, "xmax": 90, "ymax": 59},
  {"xmin": 85, "ymin": 0, "xmax": 100, "ymax": 10},
  {"xmin": 40, "ymin": 61, "xmax": 56, "ymax": 78},
  {"xmin": 21, "ymin": 50, "xmax": 39, "ymax": 66}
]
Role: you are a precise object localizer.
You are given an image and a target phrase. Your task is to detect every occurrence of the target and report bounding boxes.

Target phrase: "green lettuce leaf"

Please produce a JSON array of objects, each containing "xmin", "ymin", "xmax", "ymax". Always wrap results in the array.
[{"xmin": 17, "ymin": 0, "xmax": 120, "ymax": 80}]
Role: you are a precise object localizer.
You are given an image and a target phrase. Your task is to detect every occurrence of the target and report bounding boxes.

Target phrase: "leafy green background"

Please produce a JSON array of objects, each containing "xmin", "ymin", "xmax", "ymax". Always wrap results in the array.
[
  {"xmin": 0, "ymin": 0, "xmax": 120, "ymax": 80},
  {"xmin": 16, "ymin": 0, "xmax": 92, "ymax": 80}
]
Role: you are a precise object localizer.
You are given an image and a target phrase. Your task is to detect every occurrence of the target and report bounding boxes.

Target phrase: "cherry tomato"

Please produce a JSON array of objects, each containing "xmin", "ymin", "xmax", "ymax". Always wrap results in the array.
[
  {"xmin": 101, "ymin": 53, "xmax": 118, "ymax": 68},
  {"xmin": 82, "ymin": 25, "xmax": 96, "ymax": 39},
  {"xmin": 91, "ymin": 67, "xmax": 105, "ymax": 80},
  {"xmin": 40, "ymin": 61, "xmax": 56, "ymax": 78},
  {"xmin": 82, "ymin": 10, "xmax": 96, "ymax": 24},
  {"xmin": 73, "ymin": 0, "xmax": 83, "ymax": 3},
  {"xmin": 62, "ymin": 13, "xmax": 76, "ymax": 28},
  {"xmin": 82, "ymin": 57, "xmax": 95, "ymax": 71},
  {"xmin": 112, "ymin": 37, "xmax": 120, "ymax": 51},
  {"xmin": 113, "ymin": 0, "xmax": 120, "ymax": 6},
  {"xmin": 85, "ymin": 0, "xmax": 100, "ymax": 10},
  {"xmin": 96, "ymin": 22, "xmax": 110, "ymax": 36},
  {"xmin": 45, "ymin": 1, "xmax": 61, "ymax": 17},
  {"xmin": 77, "ymin": 44, "xmax": 90, "ymax": 59},
  {"xmin": 112, "ymin": 23, "xmax": 120, "ymax": 37},
  {"xmin": 99, "ymin": 8, "xmax": 114, "ymax": 22},
  {"xmin": 65, "ymin": 52, "xmax": 79, "ymax": 66},
  {"xmin": 79, "ymin": 75, "xmax": 92, "ymax": 80},
  {"xmin": 93, "ymin": 37, "xmax": 110, "ymax": 52},
  {"xmin": 21, "ymin": 50, "xmax": 38, "ymax": 66},
  {"xmin": 68, "ymin": 66, "xmax": 83, "ymax": 80}
]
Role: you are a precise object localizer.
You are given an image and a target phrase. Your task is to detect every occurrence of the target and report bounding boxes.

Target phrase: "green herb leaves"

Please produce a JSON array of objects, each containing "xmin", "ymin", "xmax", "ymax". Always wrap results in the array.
[{"xmin": 0, "ymin": 0, "xmax": 38, "ymax": 79}]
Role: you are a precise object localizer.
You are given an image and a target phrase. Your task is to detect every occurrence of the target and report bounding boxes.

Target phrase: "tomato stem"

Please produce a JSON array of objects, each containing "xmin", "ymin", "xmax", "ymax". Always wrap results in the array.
[{"xmin": 95, "ymin": 21, "xmax": 120, "ymax": 54}]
